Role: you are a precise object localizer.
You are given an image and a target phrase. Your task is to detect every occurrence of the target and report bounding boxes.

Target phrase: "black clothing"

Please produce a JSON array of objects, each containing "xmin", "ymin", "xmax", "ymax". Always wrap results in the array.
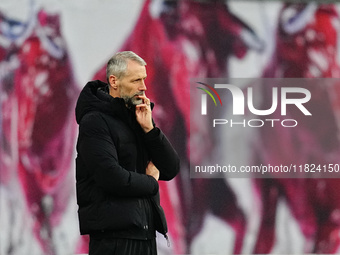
[
  {"xmin": 75, "ymin": 80, "xmax": 179, "ymax": 241},
  {"xmin": 89, "ymin": 237, "xmax": 157, "ymax": 255}
]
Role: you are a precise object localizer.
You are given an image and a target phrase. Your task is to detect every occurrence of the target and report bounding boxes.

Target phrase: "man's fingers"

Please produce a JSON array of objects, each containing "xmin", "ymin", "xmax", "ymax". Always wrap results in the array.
[
  {"xmin": 136, "ymin": 102, "xmax": 151, "ymax": 110},
  {"xmin": 137, "ymin": 95, "xmax": 151, "ymax": 105},
  {"xmin": 135, "ymin": 104, "xmax": 149, "ymax": 109}
]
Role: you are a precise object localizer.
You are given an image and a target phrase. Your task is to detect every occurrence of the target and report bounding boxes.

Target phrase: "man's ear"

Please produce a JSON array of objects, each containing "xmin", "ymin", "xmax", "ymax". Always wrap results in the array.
[{"xmin": 109, "ymin": 75, "xmax": 118, "ymax": 90}]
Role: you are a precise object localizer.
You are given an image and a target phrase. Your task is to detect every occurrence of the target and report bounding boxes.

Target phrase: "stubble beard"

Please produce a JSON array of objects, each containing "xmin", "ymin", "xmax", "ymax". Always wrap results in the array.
[{"xmin": 122, "ymin": 92, "xmax": 144, "ymax": 108}]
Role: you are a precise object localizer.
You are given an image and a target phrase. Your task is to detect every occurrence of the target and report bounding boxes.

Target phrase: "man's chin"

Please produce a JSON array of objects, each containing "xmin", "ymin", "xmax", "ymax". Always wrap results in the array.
[
  {"xmin": 133, "ymin": 99, "xmax": 143, "ymax": 105},
  {"xmin": 123, "ymin": 97, "xmax": 142, "ymax": 108}
]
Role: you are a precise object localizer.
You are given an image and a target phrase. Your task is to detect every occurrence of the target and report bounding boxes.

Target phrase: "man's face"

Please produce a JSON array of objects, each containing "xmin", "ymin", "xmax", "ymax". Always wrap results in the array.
[{"xmin": 117, "ymin": 60, "xmax": 147, "ymax": 107}]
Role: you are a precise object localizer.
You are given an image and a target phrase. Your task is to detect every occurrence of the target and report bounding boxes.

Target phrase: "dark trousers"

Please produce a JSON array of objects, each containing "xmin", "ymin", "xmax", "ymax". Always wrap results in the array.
[{"xmin": 89, "ymin": 237, "xmax": 157, "ymax": 255}]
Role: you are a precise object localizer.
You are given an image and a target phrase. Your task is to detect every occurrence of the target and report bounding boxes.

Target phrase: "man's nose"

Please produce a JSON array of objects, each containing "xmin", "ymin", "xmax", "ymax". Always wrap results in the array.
[{"xmin": 139, "ymin": 80, "xmax": 147, "ymax": 91}]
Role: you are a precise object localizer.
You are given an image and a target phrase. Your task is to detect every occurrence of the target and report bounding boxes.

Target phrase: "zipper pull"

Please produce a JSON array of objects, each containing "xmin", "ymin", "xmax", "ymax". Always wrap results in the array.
[{"xmin": 164, "ymin": 234, "xmax": 170, "ymax": 247}]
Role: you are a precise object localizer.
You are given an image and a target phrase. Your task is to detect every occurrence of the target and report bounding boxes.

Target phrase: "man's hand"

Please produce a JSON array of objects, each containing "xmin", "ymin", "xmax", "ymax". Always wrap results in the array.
[
  {"xmin": 146, "ymin": 161, "xmax": 159, "ymax": 181},
  {"xmin": 135, "ymin": 95, "xmax": 153, "ymax": 133}
]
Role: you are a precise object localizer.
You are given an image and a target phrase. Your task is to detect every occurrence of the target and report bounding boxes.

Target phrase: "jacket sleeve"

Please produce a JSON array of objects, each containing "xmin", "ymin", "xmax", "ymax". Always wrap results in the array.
[
  {"xmin": 77, "ymin": 113, "xmax": 159, "ymax": 197},
  {"xmin": 144, "ymin": 127, "xmax": 180, "ymax": 181}
]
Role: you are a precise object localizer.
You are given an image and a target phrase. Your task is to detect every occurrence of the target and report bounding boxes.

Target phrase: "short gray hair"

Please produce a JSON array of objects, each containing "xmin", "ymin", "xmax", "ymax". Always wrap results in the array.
[{"xmin": 106, "ymin": 51, "xmax": 146, "ymax": 82}]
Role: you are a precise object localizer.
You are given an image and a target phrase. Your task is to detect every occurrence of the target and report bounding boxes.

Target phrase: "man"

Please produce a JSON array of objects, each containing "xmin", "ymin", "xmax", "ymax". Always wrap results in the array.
[{"xmin": 75, "ymin": 51, "xmax": 180, "ymax": 255}]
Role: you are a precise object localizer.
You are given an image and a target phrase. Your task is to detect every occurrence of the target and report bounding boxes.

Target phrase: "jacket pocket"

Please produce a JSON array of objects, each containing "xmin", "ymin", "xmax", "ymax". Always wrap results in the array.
[{"xmin": 95, "ymin": 197, "xmax": 143, "ymax": 231}]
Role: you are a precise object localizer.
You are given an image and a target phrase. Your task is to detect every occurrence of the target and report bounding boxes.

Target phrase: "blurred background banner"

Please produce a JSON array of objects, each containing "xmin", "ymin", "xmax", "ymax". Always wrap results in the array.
[{"xmin": 1, "ymin": 1, "xmax": 340, "ymax": 254}]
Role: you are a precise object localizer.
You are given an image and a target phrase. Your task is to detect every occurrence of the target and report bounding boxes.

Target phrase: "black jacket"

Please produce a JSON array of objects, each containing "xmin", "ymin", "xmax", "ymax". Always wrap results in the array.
[{"xmin": 75, "ymin": 80, "xmax": 180, "ymax": 240}]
